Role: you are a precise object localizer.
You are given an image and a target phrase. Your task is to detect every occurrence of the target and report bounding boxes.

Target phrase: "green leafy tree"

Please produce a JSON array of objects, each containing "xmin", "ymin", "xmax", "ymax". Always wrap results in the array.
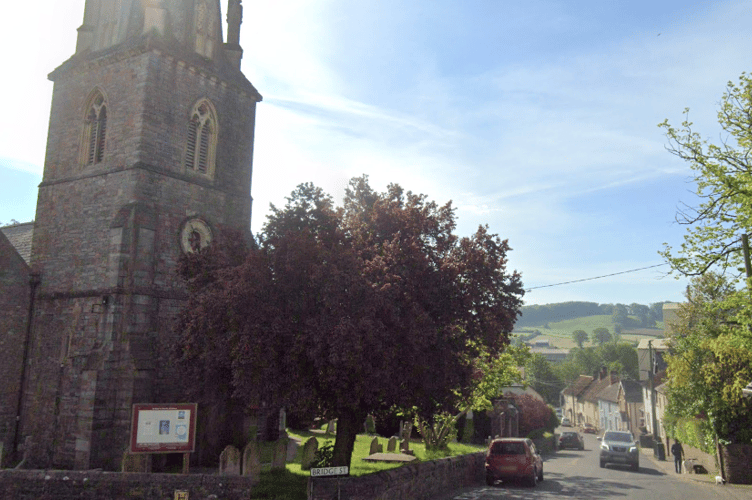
[
  {"xmin": 572, "ymin": 329, "xmax": 588, "ymax": 348},
  {"xmin": 173, "ymin": 177, "xmax": 525, "ymax": 467},
  {"xmin": 415, "ymin": 344, "xmax": 528, "ymax": 451},
  {"xmin": 664, "ymin": 274, "xmax": 752, "ymax": 445},
  {"xmin": 524, "ymin": 353, "xmax": 564, "ymax": 406},
  {"xmin": 591, "ymin": 327, "xmax": 612, "ymax": 345},
  {"xmin": 658, "ymin": 72, "xmax": 752, "ymax": 278}
]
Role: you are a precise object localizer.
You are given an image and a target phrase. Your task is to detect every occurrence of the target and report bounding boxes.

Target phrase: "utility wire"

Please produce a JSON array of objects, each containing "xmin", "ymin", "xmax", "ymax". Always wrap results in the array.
[{"xmin": 525, "ymin": 263, "xmax": 669, "ymax": 292}]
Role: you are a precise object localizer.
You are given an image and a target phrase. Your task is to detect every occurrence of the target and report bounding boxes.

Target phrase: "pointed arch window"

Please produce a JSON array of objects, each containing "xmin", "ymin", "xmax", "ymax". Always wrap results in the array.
[
  {"xmin": 185, "ymin": 100, "xmax": 218, "ymax": 177},
  {"xmin": 83, "ymin": 91, "xmax": 107, "ymax": 166}
]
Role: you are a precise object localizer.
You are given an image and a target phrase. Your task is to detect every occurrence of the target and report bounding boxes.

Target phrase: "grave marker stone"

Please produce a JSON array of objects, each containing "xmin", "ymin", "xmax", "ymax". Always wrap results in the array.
[
  {"xmin": 301, "ymin": 437, "xmax": 319, "ymax": 471},
  {"xmin": 387, "ymin": 437, "xmax": 398, "ymax": 452},
  {"xmin": 219, "ymin": 445, "xmax": 241, "ymax": 476},
  {"xmin": 369, "ymin": 437, "xmax": 383, "ymax": 455},
  {"xmin": 271, "ymin": 431, "xmax": 289, "ymax": 470},
  {"xmin": 242, "ymin": 441, "xmax": 261, "ymax": 480}
]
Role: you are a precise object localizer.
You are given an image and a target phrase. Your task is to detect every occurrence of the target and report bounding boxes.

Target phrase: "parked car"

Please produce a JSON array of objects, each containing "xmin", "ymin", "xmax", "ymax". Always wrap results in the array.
[
  {"xmin": 561, "ymin": 417, "xmax": 572, "ymax": 427},
  {"xmin": 581, "ymin": 423, "xmax": 597, "ymax": 434},
  {"xmin": 485, "ymin": 438, "xmax": 544, "ymax": 487},
  {"xmin": 558, "ymin": 431, "xmax": 585, "ymax": 450},
  {"xmin": 599, "ymin": 431, "xmax": 639, "ymax": 471}
]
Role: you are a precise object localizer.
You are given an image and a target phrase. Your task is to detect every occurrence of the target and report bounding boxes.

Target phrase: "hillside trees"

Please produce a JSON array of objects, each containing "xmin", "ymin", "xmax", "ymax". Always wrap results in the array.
[
  {"xmin": 591, "ymin": 327, "xmax": 612, "ymax": 345},
  {"xmin": 172, "ymin": 177, "xmax": 525, "ymax": 467},
  {"xmin": 572, "ymin": 329, "xmax": 588, "ymax": 348}
]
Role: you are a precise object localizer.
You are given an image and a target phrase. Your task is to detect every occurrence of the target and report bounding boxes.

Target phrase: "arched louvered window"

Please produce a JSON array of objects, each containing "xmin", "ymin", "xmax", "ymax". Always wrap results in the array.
[
  {"xmin": 83, "ymin": 91, "xmax": 107, "ymax": 166},
  {"xmin": 185, "ymin": 100, "xmax": 217, "ymax": 177}
]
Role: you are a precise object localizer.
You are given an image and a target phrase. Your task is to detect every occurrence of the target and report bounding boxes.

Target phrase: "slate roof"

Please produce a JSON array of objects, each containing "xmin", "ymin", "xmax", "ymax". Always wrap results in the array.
[
  {"xmin": 0, "ymin": 222, "xmax": 34, "ymax": 264},
  {"xmin": 620, "ymin": 380, "xmax": 643, "ymax": 403},
  {"xmin": 582, "ymin": 374, "xmax": 619, "ymax": 403},
  {"xmin": 597, "ymin": 382, "xmax": 620, "ymax": 403},
  {"xmin": 562, "ymin": 375, "xmax": 593, "ymax": 397}
]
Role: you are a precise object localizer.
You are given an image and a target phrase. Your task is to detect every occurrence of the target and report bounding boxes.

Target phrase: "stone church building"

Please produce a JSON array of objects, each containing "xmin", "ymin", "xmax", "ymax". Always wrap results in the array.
[{"xmin": 0, "ymin": 0, "xmax": 262, "ymax": 470}]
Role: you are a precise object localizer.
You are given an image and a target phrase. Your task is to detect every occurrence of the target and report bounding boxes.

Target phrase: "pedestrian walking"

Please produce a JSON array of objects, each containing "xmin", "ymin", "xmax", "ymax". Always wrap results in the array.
[{"xmin": 671, "ymin": 440, "xmax": 684, "ymax": 473}]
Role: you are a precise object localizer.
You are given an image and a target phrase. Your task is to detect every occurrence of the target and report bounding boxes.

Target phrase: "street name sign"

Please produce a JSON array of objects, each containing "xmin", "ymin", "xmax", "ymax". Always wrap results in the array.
[{"xmin": 310, "ymin": 466, "xmax": 349, "ymax": 477}]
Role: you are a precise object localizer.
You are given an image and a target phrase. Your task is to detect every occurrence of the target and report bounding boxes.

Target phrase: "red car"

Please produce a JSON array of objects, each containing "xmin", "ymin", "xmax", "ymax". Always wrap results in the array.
[
  {"xmin": 485, "ymin": 438, "xmax": 544, "ymax": 487},
  {"xmin": 581, "ymin": 423, "xmax": 597, "ymax": 434}
]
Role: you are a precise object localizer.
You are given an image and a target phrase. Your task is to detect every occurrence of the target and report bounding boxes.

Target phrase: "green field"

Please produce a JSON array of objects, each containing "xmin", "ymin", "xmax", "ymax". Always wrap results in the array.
[{"xmin": 514, "ymin": 315, "xmax": 664, "ymax": 350}]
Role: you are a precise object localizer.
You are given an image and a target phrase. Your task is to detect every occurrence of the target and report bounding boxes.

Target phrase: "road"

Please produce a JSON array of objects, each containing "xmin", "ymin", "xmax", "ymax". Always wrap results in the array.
[{"xmin": 441, "ymin": 432, "xmax": 752, "ymax": 500}]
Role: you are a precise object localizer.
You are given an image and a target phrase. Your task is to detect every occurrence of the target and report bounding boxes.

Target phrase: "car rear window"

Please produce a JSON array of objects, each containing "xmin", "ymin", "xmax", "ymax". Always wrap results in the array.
[
  {"xmin": 491, "ymin": 441, "xmax": 526, "ymax": 455},
  {"xmin": 603, "ymin": 432, "xmax": 632, "ymax": 442},
  {"xmin": 561, "ymin": 432, "xmax": 576, "ymax": 437}
]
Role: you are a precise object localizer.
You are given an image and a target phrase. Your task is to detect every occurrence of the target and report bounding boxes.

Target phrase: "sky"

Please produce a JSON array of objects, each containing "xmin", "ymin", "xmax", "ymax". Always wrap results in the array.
[{"xmin": 1, "ymin": 0, "xmax": 750, "ymax": 306}]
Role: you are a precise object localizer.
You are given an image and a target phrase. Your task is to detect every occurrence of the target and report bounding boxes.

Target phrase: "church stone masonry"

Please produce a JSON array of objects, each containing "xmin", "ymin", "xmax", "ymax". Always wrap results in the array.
[{"xmin": 7, "ymin": 0, "xmax": 260, "ymax": 470}]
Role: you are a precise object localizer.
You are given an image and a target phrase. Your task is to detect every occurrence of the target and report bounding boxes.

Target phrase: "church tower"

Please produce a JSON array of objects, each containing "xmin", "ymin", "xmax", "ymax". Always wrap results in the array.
[{"xmin": 20, "ymin": 0, "xmax": 261, "ymax": 470}]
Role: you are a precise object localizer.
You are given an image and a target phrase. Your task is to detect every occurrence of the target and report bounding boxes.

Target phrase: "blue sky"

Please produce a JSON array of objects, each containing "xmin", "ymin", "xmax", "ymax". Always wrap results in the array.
[{"xmin": 2, "ymin": 0, "xmax": 751, "ymax": 306}]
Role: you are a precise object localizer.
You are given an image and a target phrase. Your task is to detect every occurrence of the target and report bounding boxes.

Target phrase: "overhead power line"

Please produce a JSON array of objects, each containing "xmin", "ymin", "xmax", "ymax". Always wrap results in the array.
[{"xmin": 525, "ymin": 263, "xmax": 669, "ymax": 292}]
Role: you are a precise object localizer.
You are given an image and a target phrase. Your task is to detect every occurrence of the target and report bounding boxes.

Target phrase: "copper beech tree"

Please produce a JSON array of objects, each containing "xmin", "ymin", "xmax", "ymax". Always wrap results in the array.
[{"xmin": 173, "ymin": 176, "xmax": 525, "ymax": 467}]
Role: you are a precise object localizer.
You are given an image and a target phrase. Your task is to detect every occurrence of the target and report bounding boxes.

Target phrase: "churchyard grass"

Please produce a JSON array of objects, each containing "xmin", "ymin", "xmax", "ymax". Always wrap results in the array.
[
  {"xmin": 285, "ymin": 429, "xmax": 485, "ymax": 477},
  {"xmin": 252, "ymin": 430, "xmax": 483, "ymax": 499}
]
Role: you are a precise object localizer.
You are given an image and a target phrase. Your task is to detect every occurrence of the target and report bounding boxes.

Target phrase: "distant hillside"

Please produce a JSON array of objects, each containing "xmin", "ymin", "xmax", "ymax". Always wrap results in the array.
[
  {"xmin": 514, "ymin": 315, "xmax": 664, "ymax": 350},
  {"xmin": 516, "ymin": 301, "xmax": 671, "ymax": 328}
]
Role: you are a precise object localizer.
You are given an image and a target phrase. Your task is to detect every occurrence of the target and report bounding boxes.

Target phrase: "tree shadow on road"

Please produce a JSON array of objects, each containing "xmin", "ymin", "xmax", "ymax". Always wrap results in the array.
[{"xmin": 478, "ymin": 470, "xmax": 658, "ymax": 499}]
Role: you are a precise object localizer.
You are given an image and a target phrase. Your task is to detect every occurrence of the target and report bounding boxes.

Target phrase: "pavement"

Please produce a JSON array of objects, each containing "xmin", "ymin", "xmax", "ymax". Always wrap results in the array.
[{"xmin": 640, "ymin": 447, "xmax": 752, "ymax": 495}]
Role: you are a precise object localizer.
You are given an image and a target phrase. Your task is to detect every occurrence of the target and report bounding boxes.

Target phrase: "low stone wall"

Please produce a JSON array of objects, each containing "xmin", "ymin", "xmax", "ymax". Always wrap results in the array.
[
  {"xmin": 308, "ymin": 452, "xmax": 485, "ymax": 500},
  {"xmin": 0, "ymin": 469, "xmax": 256, "ymax": 500},
  {"xmin": 721, "ymin": 444, "xmax": 752, "ymax": 484}
]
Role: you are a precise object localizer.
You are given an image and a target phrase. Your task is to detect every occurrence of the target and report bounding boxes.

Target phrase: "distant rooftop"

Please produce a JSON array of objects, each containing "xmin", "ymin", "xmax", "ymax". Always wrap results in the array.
[
  {"xmin": 637, "ymin": 338, "xmax": 670, "ymax": 351},
  {"xmin": 1, "ymin": 222, "xmax": 34, "ymax": 264}
]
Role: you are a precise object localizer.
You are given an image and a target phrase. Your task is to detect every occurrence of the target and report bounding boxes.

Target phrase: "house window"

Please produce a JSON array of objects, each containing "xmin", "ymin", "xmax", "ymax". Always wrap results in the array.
[
  {"xmin": 184, "ymin": 100, "xmax": 217, "ymax": 177},
  {"xmin": 83, "ymin": 91, "xmax": 107, "ymax": 166}
]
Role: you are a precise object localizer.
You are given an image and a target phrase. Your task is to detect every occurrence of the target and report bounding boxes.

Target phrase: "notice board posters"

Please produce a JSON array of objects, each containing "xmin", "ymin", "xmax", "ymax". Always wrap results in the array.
[{"xmin": 130, "ymin": 403, "xmax": 197, "ymax": 453}]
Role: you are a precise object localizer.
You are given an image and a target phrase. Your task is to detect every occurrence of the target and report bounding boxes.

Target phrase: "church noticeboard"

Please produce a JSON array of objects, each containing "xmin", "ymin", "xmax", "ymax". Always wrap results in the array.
[{"xmin": 130, "ymin": 403, "xmax": 197, "ymax": 454}]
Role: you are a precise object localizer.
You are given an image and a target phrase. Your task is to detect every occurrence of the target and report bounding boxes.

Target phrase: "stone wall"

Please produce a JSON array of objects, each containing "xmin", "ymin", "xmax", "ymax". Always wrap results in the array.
[
  {"xmin": 0, "ymin": 230, "xmax": 31, "ymax": 466},
  {"xmin": 308, "ymin": 452, "xmax": 485, "ymax": 500},
  {"xmin": 0, "ymin": 469, "xmax": 256, "ymax": 500}
]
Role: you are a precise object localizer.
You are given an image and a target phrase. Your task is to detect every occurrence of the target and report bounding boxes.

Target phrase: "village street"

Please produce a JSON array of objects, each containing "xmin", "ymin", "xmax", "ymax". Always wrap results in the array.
[{"xmin": 440, "ymin": 433, "xmax": 752, "ymax": 500}]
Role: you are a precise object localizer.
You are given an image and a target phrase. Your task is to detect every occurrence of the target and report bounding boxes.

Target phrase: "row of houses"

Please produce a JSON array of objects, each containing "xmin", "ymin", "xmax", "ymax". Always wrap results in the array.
[
  {"xmin": 561, "ymin": 367, "xmax": 644, "ymax": 433},
  {"xmin": 561, "ymin": 336, "xmax": 672, "ymax": 437}
]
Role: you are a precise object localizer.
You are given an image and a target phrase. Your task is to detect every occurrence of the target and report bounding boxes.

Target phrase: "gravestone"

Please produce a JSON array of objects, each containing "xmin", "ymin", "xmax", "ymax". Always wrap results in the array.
[
  {"xmin": 301, "ymin": 437, "xmax": 319, "ymax": 471},
  {"xmin": 369, "ymin": 437, "xmax": 383, "ymax": 455},
  {"xmin": 325, "ymin": 420, "xmax": 336, "ymax": 434},
  {"xmin": 387, "ymin": 436, "xmax": 398, "ymax": 452},
  {"xmin": 242, "ymin": 441, "xmax": 261, "ymax": 480},
  {"xmin": 219, "ymin": 445, "xmax": 241, "ymax": 476},
  {"xmin": 271, "ymin": 431, "xmax": 289, "ymax": 470},
  {"xmin": 121, "ymin": 451, "xmax": 151, "ymax": 472}
]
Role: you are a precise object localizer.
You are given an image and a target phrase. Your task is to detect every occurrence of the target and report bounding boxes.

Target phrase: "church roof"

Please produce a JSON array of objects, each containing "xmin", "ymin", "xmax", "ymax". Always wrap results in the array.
[{"xmin": 1, "ymin": 222, "xmax": 34, "ymax": 264}]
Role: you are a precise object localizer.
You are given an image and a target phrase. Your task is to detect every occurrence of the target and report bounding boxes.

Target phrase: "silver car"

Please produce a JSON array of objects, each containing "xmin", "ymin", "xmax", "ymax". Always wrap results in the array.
[{"xmin": 599, "ymin": 431, "xmax": 639, "ymax": 471}]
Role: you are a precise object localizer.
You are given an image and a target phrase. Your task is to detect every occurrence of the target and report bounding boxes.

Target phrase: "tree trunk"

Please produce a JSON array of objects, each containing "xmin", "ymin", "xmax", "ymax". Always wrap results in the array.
[{"xmin": 332, "ymin": 411, "xmax": 364, "ymax": 467}]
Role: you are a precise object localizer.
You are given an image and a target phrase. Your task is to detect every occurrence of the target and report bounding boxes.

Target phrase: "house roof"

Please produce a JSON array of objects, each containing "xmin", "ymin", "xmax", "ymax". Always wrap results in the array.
[
  {"xmin": 620, "ymin": 380, "xmax": 643, "ymax": 403},
  {"xmin": 597, "ymin": 382, "xmax": 620, "ymax": 403},
  {"xmin": 583, "ymin": 375, "xmax": 619, "ymax": 403},
  {"xmin": 562, "ymin": 375, "xmax": 593, "ymax": 397},
  {"xmin": 637, "ymin": 338, "xmax": 670, "ymax": 351},
  {"xmin": 1, "ymin": 222, "xmax": 34, "ymax": 265}
]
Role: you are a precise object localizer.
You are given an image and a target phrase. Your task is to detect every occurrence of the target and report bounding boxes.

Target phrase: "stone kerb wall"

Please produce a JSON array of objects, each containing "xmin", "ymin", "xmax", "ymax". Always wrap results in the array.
[
  {"xmin": 0, "ymin": 469, "xmax": 255, "ymax": 500},
  {"xmin": 309, "ymin": 452, "xmax": 485, "ymax": 500}
]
